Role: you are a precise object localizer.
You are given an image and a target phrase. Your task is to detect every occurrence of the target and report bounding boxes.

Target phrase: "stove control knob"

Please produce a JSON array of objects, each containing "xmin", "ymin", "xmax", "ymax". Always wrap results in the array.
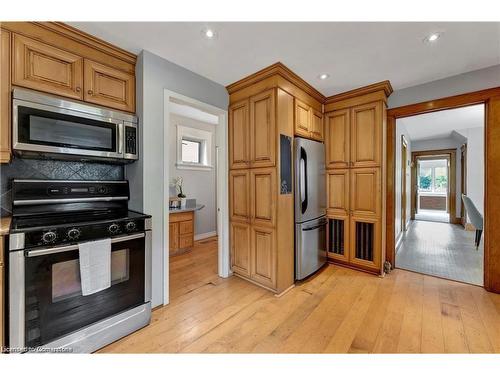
[
  {"xmin": 125, "ymin": 221, "xmax": 137, "ymax": 232},
  {"xmin": 108, "ymin": 223, "xmax": 120, "ymax": 235},
  {"xmin": 42, "ymin": 231, "xmax": 57, "ymax": 244},
  {"xmin": 67, "ymin": 228, "xmax": 81, "ymax": 240}
]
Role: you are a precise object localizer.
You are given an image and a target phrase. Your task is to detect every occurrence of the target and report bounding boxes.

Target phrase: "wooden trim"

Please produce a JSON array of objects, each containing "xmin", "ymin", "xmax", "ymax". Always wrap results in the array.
[
  {"xmin": 387, "ymin": 87, "xmax": 500, "ymax": 118},
  {"xmin": 226, "ymin": 62, "xmax": 325, "ymax": 103},
  {"xmin": 325, "ymin": 80, "xmax": 393, "ymax": 104},
  {"xmin": 0, "ymin": 28, "xmax": 11, "ymax": 163},
  {"xmin": 385, "ymin": 116, "xmax": 396, "ymax": 268},
  {"xmin": 386, "ymin": 88, "xmax": 500, "ymax": 293}
]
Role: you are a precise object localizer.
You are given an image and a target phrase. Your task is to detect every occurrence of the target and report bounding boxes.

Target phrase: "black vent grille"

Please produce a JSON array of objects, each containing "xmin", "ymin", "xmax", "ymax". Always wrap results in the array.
[
  {"xmin": 329, "ymin": 219, "xmax": 344, "ymax": 255},
  {"xmin": 355, "ymin": 222, "xmax": 374, "ymax": 261}
]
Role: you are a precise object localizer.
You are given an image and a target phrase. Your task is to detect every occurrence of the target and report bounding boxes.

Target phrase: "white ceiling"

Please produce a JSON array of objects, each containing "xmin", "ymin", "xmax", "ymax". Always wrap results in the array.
[
  {"xmin": 398, "ymin": 104, "xmax": 484, "ymax": 141},
  {"xmin": 68, "ymin": 22, "xmax": 500, "ymax": 96}
]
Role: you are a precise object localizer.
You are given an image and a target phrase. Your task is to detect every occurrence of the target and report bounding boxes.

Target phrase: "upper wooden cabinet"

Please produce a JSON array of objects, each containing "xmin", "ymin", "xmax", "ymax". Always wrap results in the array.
[
  {"xmin": 229, "ymin": 99, "xmax": 250, "ymax": 169},
  {"xmin": 84, "ymin": 59, "xmax": 135, "ymax": 112},
  {"xmin": 325, "ymin": 109, "xmax": 350, "ymax": 169},
  {"xmin": 250, "ymin": 89, "xmax": 276, "ymax": 168},
  {"xmin": 12, "ymin": 34, "xmax": 84, "ymax": 100},
  {"xmin": 351, "ymin": 101, "xmax": 382, "ymax": 168},
  {"xmin": 294, "ymin": 98, "xmax": 311, "ymax": 138},
  {"xmin": 311, "ymin": 108, "xmax": 324, "ymax": 141}
]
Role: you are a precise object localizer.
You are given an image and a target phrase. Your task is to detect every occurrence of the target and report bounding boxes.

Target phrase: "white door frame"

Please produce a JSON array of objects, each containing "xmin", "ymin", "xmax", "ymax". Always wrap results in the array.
[{"xmin": 163, "ymin": 89, "xmax": 230, "ymax": 306}]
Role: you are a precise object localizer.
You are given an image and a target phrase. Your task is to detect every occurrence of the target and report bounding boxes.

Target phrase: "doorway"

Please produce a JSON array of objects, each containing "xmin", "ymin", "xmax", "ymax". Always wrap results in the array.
[
  {"xmin": 163, "ymin": 89, "xmax": 230, "ymax": 305},
  {"xmin": 393, "ymin": 104, "xmax": 484, "ymax": 286}
]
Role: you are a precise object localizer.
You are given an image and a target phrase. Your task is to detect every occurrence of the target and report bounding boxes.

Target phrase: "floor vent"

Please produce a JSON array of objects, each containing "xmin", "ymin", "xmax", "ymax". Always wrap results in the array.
[
  {"xmin": 329, "ymin": 219, "xmax": 344, "ymax": 255},
  {"xmin": 355, "ymin": 222, "xmax": 374, "ymax": 261}
]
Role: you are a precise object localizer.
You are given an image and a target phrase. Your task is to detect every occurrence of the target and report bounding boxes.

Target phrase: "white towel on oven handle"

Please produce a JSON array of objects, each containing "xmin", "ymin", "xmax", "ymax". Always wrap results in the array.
[{"xmin": 78, "ymin": 238, "xmax": 112, "ymax": 296}]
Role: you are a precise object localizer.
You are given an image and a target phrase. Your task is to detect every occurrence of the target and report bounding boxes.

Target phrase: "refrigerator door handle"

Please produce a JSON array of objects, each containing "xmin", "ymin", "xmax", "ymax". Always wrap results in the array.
[{"xmin": 300, "ymin": 146, "xmax": 308, "ymax": 214}]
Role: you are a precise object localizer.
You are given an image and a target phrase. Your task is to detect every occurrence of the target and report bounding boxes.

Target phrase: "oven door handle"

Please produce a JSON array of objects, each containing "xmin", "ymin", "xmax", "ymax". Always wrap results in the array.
[{"xmin": 26, "ymin": 232, "xmax": 146, "ymax": 257}]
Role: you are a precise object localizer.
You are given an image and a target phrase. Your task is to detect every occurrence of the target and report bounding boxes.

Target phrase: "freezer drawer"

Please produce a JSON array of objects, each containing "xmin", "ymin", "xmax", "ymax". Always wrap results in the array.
[{"xmin": 295, "ymin": 216, "xmax": 327, "ymax": 280}]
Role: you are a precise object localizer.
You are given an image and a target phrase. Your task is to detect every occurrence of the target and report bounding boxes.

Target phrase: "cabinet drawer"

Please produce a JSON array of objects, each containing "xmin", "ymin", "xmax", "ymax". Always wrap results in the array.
[
  {"xmin": 12, "ymin": 34, "xmax": 83, "ymax": 100},
  {"xmin": 179, "ymin": 220, "xmax": 193, "ymax": 235},
  {"xmin": 170, "ymin": 211, "xmax": 194, "ymax": 223},
  {"xmin": 179, "ymin": 234, "xmax": 194, "ymax": 249}
]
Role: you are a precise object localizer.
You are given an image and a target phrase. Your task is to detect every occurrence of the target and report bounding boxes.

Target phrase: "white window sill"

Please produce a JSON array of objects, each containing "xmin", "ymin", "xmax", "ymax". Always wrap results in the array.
[{"xmin": 176, "ymin": 162, "xmax": 213, "ymax": 171}]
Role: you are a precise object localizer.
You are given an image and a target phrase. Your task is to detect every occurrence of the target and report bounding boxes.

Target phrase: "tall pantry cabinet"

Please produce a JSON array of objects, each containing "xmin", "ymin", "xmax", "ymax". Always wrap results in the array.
[
  {"xmin": 324, "ymin": 82, "xmax": 392, "ymax": 274},
  {"xmin": 227, "ymin": 63, "xmax": 324, "ymax": 294}
]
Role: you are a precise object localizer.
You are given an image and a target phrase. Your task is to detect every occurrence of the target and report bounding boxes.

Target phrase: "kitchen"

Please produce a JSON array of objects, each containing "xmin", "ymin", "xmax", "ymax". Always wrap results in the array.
[{"xmin": 1, "ymin": 9, "xmax": 500, "ymax": 371}]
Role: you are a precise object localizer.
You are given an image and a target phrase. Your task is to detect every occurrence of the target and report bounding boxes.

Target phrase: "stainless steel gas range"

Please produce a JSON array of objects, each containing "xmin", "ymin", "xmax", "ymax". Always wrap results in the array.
[{"xmin": 7, "ymin": 179, "xmax": 152, "ymax": 353}]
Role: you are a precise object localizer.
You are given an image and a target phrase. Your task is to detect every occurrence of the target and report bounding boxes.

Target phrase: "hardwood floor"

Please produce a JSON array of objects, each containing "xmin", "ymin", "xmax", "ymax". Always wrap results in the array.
[{"xmin": 100, "ymin": 237, "xmax": 500, "ymax": 353}]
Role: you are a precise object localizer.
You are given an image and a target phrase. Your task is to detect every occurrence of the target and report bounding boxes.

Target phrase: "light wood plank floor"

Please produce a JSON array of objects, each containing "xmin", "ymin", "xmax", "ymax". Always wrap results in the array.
[{"xmin": 100, "ymin": 237, "xmax": 500, "ymax": 353}]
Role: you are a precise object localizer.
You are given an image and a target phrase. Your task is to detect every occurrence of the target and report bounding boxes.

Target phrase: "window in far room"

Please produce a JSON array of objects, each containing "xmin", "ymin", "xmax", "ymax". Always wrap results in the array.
[{"xmin": 176, "ymin": 125, "xmax": 213, "ymax": 170}]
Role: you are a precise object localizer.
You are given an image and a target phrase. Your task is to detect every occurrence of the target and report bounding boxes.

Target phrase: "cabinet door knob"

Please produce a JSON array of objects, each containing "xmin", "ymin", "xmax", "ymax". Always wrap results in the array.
[
  {"xmin": 88, "ymin": 90, "xmax": 94, "ymax": 95},
  {"xmin": 75, "ymin": 87, "xmax": 81, "ymax": 92}
]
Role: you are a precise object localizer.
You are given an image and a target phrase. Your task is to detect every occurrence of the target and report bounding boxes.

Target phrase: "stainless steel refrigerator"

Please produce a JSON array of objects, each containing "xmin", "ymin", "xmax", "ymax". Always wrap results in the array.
[{"xmin": 294, "ymin": 137, "xmax": 327, "ymax": 280}]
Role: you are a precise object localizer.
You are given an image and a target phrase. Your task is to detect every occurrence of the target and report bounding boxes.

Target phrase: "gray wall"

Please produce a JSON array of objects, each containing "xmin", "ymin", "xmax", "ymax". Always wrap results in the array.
[
  {"xmin": 127, "ymin": 50, "xmax": 228, "ymax": 308},
  {"xmin": 169, "ymin": 114, "xmax": 217, "ymax": 237},
  {"xmin": 389, "ymin": 64, "xmax": 500, "ymax": 108}
]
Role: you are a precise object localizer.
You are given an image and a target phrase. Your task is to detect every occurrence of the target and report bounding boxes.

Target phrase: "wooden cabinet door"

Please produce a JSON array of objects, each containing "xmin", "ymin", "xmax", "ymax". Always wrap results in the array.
[
  {"xmin": 325, "ymin": 109, "xmax": 350, "ymax": 169},
  {"xmin": 327, "ymin": 169, "xmax": 349, "ymax": 216},
  {"xmin": 230, "ymin": 170, "xmax": 250, "ymax": 222},
  {"xmin": 12, "ymin": 34, "xmax": 83, "ymax": 100},
  {"xmin": 250, "ymin": 168, "xmax": 276, "ymax": 228},
  {"xmin": 311, "ymin": 108, "xmax": 324, "ymax": 141},
  {"xmin": 350, "ymin": 102, "xmax": 382, "ymax": 168},
  {"xmin": 350, "ymin": 216, "xmax": 381, "ymax": 271},
  {"xmin": 350, "ymin": 168, "xmax": 380, "ymax": 218},
  {"xmin": 250, "ymin": 226, "xmax": 276, "ymax": 289},
  {"xmin": 179, "ymin": 220, "xmax": 193, "ymax": 235},
  {"xmin": 84, "ymin": 59, "xmax": 135, "ymax": 112},
  {"xmin": 327, "ymin": 216, "xmax": 350, "ymax": 263},
  {"xmin": 250, "ymin": 89, "xmax": 276, "ymax": 168},
  {"xmin": 294, "ymin": 98, "xmax": 311, "ymax": 138},
  {"xmin": 179, "ymin": 234, "xmax": 194, "ymax": 249},
  {"xmin": 169, "ymin": 222, "xmax": 179, "ymax": 252},
  {"xmin": 229, "ymin": 99, "xmax": 250, "ymax": 169},
  {"xmin": 231, "ymin": 222, "xmax": 251, "ymax": 277},
  {"xmin": 1, "ymin": 29, "xmax": 11, "ymax": 163}
]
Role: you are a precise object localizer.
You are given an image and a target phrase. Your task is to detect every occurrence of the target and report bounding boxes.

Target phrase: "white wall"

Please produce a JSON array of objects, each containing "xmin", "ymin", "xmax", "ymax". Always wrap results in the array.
[
  {"xmin": 395, "ymin": 122, "xmax": 412, "ymax": 242},
  {"xmin": 169, "ymin": 113, "xmax": 217, "ymax": 237},
  {"xmin": 457, "ymin": 127, "xmax": 485, "ymax": 218},
  {"xmin": 389, "ymin": 64, "xmax": 500, "ymax": 108},
  {"xmin": 127, "ymin": 50, "xmax": 229, "ymax": 308},
  {"xmin": 411, "ymin": 136, "xmax": 463, "ymax": 219}
]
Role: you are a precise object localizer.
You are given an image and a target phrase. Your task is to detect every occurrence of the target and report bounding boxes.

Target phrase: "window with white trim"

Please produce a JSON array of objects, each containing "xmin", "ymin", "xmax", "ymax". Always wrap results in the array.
[{"xmin": 176, "ymin": 125, "xmax": 213, "ymax": 170}]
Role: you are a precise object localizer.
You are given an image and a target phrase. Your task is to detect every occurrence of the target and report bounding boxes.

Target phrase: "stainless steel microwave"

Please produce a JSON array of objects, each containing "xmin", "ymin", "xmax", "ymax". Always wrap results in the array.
[{"xmin": 12, "ymin": 88, "xmax": 138, "ymax": 163}]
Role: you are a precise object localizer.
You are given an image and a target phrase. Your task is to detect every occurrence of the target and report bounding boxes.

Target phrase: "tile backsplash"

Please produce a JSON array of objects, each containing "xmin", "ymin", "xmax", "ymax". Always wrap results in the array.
[{"xmin": 0, "ymin": 157, "xmax": 123, "ymax": 216}]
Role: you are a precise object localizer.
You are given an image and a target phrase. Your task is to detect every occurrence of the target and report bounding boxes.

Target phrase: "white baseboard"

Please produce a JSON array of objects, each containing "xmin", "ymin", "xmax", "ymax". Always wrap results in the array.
[{"xmin": 195, "ymin": 231, "xmax": 217, "ymax": 241}]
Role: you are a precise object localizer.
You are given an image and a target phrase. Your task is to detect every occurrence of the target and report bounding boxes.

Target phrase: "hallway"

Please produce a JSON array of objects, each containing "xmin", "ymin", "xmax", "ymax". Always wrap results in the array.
[{"xmin": 396, "ymin": 221, "xmax": 483, "ymax": 286}]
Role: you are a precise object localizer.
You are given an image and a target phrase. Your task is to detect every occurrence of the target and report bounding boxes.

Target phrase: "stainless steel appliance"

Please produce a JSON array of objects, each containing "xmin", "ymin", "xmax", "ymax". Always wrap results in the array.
[
  {"xmin": 13, "ymin": 88, "xmax": 138, "ymax": 163},
  {"xmin": 8, "ymin": 179, "xmax": 151, "ymax": 353},
  {"xmin": 294, "ymin": 138, "xmax": 327, "ymax": 280}
]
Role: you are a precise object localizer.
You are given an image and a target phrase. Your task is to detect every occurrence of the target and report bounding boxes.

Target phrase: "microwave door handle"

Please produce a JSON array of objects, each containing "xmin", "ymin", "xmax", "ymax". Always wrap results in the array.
[
  {"xmin": 300, "ymin": 147, "xmax": 308, "ymax": 214},
  {"xmin": 26, "ymin": 232, "xmax": 146, "ymax": 257},
  {"xmin": 118, "ymin": 122, "xmax": 124, "ymax": 155}
]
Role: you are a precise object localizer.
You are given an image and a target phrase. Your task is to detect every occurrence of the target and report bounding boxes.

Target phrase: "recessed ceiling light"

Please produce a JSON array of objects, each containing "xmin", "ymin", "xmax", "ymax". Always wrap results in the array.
[
  {"xmin": 318, "ymin": 73, "xmax": 330, "ymax": 80},
  {"xmin": 202, "ymin": 28, "xmax": 217, "ymax": 39},
  {"xmin": 424, "ymin": 32, "xmax": 442, "ymax": 43}
]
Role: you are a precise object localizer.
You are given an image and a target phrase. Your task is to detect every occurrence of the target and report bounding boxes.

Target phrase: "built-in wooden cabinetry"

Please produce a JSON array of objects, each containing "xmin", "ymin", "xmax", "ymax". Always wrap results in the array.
[
  {"xmin": 227, "ymin": 63, "xmax": 324, "ymax": 294},
  {"xmin": 0, "ymin": 22, "xmax": 137, "ymax": 163},
  {"xmin": 324, "ymin": 82, "xmax": 392, "ymax": 274},
  {"xmin": 169, "ymin": 211, "xmax": 195, "ymax": 255},
  {"xmin": 294, "ymin": 98, "xmax": 324, "ymax": 141}
]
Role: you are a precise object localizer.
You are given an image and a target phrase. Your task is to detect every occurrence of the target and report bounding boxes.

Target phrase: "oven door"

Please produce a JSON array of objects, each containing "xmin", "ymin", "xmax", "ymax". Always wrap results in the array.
[
  {"xmin": 11, "ymin": 232, "xmax": 149, "ymax": 349},
  {"xmin": 13, "ymin": 98, "xmax": 124, "ymax": 160}
]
